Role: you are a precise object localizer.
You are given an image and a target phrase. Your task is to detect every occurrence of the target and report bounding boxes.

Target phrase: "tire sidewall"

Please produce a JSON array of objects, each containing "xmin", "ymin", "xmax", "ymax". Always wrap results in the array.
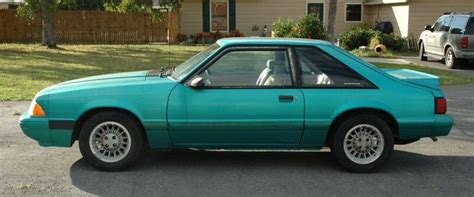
[
  {"xmin": 445, "ymin": 47, "xmax": 457, "ymax": 69},
  {"xmin": 419, "ymin": 43, "xmax": 427, "ymax": 61},
  {"xmin": 79, "ymin": 111, "xmax": 144, "ymax": 171},
  {"xmin": 333, "ymin": 114, "xmax": 394, "ymax": 173}
]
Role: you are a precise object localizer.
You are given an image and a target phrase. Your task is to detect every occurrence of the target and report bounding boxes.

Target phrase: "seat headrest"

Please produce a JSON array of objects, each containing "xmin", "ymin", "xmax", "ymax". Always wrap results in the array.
[{"xmin": 266, "ymin": 59, "xmax": 275, "ymax": 70}]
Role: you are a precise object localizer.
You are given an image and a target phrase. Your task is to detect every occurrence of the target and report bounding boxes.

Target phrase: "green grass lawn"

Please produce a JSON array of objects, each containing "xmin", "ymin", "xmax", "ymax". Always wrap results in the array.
[
  {"xmin": 0, "ymin": 44, "xmax": 206, "ymax": 101},
  {"xmin": 0, "ymin": 44, "xmax": 471, "ymax": 101},
  {"xmin": 373, "ymin": 63, "xmax": 474, "ymax": 86},
  {"xmin": 351, "ymin": 49, "xmax": 419, "ymax": 58}
]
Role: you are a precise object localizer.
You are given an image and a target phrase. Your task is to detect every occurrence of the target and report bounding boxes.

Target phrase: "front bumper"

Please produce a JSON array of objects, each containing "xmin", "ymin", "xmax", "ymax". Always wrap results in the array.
[{"xmin": 19, "ymin": 112, "xmax": 73, "ymax": 147}]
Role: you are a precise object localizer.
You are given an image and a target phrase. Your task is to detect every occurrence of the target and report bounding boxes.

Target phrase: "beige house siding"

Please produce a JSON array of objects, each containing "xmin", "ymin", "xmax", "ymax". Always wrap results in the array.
[
  {"xmin": 179, "ymin": 0, "xmax": 473, "ymax": 39},
  {"xmin": 0, "ymin": 4, "xmax": 9, "ymax": 9},
  {"xmin": 365, "ymin": 3, "xmax": 410, "ymax": 37},
  {"xmin": 179, "ymin": 0, "xmax": 365, "ymax": 37},
  {"xmin": 334, "ymin": 0, "xmax": 366, "ymax": 36},
  {"xmin": 408, "ymin": 0, "xmax": 474, "ymax": 38},
  {"xmin": 236, "ymin": 0, "xmax": 305, "ymax": 36},
  {"xmin": 180, "ymin": 0, "xmax": 203, "ymax": 35}
]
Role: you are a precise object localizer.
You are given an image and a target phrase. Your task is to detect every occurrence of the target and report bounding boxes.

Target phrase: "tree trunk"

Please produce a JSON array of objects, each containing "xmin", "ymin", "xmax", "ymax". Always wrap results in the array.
[
  {"xmin": 41, "ymin": 10, "xmax": 56, "ymax": 48},
  {"xmin": 327, "ymin": 0, "xmax": 338, "ymax": 43}
]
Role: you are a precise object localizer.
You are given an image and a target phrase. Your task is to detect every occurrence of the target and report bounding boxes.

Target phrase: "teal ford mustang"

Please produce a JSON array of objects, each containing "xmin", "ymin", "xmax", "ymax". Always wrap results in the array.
[{"xmin": 19, "ymin": 38, "xmax": 453, "ymax": 172}]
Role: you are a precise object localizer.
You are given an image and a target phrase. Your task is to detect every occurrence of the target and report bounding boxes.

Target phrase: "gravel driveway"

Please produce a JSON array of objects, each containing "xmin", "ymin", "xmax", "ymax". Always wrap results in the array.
[{"xmin": 1, "ymin": 84, "xmax": 473, "ymax": 196}]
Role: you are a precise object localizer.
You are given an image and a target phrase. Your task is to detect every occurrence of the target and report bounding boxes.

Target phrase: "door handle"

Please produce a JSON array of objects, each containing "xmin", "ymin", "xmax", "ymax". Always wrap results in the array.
[{"xmin": 279, "ymin": 95, "xmax": 294, "ymax": 102}]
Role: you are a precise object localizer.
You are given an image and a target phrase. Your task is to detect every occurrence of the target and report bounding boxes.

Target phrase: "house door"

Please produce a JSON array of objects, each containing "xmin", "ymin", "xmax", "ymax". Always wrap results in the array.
[{"xmin": 307, "ymin": 3, "xmax": 324, "ymax": 23}]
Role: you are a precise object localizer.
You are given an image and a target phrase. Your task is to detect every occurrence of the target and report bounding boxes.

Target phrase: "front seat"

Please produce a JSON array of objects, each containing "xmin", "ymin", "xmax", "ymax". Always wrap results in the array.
[
  {"xmin": 256, "ymin": 59, "xmax": 275, "ymax": 86},
  {"xmin": 264, "ymin": 61, "xmax": 290, "ymax": 86}
]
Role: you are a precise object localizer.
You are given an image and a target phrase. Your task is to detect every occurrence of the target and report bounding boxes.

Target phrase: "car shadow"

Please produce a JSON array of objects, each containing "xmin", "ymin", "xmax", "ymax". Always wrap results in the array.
[{"xmin": 69, "ymin": 149, "xmax": 474, "ymax": 196}]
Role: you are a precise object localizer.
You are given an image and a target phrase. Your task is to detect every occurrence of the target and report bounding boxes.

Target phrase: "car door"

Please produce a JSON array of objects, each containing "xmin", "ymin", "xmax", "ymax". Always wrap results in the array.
[
  {"xmin": 433, "ymin": 16, "xmax": 453, "ymax": 55},
  {"xmin": 167, "ymin": 46, "xmax": 305, "ymax": 147},
  {"xmin": 425, "ymin": 16, "xmax": 443, "ymax": 53}
]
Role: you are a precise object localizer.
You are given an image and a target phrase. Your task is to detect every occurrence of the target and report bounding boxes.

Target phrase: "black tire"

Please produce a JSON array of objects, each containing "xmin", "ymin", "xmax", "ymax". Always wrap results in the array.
[
  {"xmin": 419, "ymin": 42, "xmax": 428, "ymax": 61},
  {"xmin": 79, "ymin": 111, "xmax": 145, "ymax": 171},
  {"xmin": 331, "ymin": 114, "xmax": 394, "ymax": 173},
  {"xmin": 445, "ymin": 47, "xmax": 459, "ymax": 69}
]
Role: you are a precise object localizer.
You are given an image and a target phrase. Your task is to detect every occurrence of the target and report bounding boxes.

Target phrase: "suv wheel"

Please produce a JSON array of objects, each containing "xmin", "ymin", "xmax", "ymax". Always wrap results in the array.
[
  {"xmin": 445, "ymin": 47, "xmax": 460, "ymax": 69},
  {"xmin": 419, "ymin": 42, "xmax": 427, "ymax": 61},
  {"xmin": 331, "ymin": 114, "xmax": 394, "ymax": 173}
]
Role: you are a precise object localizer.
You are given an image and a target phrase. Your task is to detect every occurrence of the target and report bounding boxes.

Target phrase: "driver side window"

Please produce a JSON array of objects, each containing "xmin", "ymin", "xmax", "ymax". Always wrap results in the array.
[{"xmin": 196, "ymin": 49, "xmax": 293, "ymax": 87}]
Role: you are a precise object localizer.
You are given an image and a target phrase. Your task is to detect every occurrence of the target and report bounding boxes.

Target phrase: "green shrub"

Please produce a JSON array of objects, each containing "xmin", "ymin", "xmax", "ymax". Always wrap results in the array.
[
  {"xmin": 272, "ymin": 18, "xmax": 296, "ymax": 37},
  {"xmin": 177, "ymin": 34, "xmax": 188, "ymax": 43},
  {"xmin": 192, "ymin": 30, "xmax": 245, "ymax": 44},
  {"xmin": 293, "ymin": 14, "xmax": 326, "ymax": 39},
  {"xmin": 272, "ymin": 14, "xmax": 326, "ymax": 39},
  {"xmin": 338, "ymin": 24, "xmax": 377, "ymax": 50},
  {"xmin": 369, "ymin": 33, "xmax": 405, "ymax": 51}
]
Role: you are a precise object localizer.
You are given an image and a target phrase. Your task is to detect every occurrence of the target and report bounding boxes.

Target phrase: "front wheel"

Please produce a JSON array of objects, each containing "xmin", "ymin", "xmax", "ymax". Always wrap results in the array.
[
  {"xmin": 419, "ymin": 42, "xmax": 428, "ymax": 61},
  {"xmin": 79, "ymin": 111, "xmax": 145, "ymax": 171},
  {"xmin": 332, "ymin": 114, "xmax": 394, "ymax": 173}
]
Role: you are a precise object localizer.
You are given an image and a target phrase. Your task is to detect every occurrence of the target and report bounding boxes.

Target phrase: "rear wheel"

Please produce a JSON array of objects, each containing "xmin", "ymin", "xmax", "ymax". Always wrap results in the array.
[
  {"xmin": 331, "ymin": 114, "xmax": 394, "ymax": 173},
  {"xmin": 419, "ymin": 42, "xmax": 428, "ymax": 61},
  {"xmin": 445, "ymin": 47, "xmax": 460, "ymax": 69},
  {"xmin": 79, "ymin": 111, "xmax": 145, "ymax": 171}
]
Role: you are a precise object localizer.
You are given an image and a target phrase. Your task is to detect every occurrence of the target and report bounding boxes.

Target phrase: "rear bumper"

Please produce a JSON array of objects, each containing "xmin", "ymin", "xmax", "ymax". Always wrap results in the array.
[
  {"xmin": 398, "ymin": 114, "xmax": 453, "ymax": 140},
  {"xmin": 432, "ymin": 114, "xmax": 454, "ymax": 137},
  {"xmin": 19, "ymin": 112, "xmax": 73, "ymax": 147},
  {"xmin": 455, "ymin": 51, "xmax": 474, "ymax": 59}
]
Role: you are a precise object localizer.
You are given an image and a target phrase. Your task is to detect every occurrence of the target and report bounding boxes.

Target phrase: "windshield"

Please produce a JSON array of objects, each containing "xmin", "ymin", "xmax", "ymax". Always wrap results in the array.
[{"xmin": 171, "ymin": 43, "xmax": 220, "ymax": 80}]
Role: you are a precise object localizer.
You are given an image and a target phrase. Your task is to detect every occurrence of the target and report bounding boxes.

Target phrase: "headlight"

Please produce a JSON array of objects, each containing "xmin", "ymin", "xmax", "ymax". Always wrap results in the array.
[{"xmin": 28, "ymin": 100, "xmax": 46, "ymax": 117}]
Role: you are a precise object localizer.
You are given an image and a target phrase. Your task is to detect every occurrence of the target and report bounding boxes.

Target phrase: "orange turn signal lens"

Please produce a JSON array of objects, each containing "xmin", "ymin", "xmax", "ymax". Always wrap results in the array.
[{"xmin": 32, "ymin": 103, "xmax": 46, "ymax": 117}]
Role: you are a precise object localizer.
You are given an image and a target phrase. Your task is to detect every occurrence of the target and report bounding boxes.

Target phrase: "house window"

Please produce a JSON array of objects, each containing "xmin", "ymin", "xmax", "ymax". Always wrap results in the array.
[
  {"xmin": 307, "ymin": 3, "xmax": 324, "ymax": 23},
  {"xmin": 345, "ymin": 3, "xmax": 362, "ymax": 22},
  {"xmin": 210, "ymin": 0, "xmax": 229, "ymax": 32}
]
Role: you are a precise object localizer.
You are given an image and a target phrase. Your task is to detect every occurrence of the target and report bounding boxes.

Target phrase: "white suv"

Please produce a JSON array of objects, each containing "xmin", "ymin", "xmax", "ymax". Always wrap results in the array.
[{"xmin": 419, "ymin": 12, "xmax": 474, "ymax": 69}]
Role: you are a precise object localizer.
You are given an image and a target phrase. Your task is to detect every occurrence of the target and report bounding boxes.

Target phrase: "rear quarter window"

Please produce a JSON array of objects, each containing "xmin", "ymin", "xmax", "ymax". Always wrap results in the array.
[
  {"xmin": 449, "ymin": 16, "xmax": 471, "ymax": 34},
  {"xmin": 294, "ymin": 47, "xmax": 373, "ymax": 88}
]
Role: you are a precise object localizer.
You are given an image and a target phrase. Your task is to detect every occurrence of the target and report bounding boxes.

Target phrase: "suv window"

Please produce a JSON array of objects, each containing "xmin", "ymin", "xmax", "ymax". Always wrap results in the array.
[
  {"xmin": 450, "ymin": 16, "xmax": 469, "ymax": 34},
  {"xmin": 439, "ymin": 16, "xmax": 453, "ymax": 32},
  {"xmin": 295, "ymin": 47, "xmax": 372, "ymax": 88},
  {"xmin": 466, "ymin": 17, "xmax": 474, "ymax": 35},
  {"xmin": 431, "ymin": 17, "xmax": 444, "ymax": 31},
  {"xmin": 196, "ymin": 49, "xmax": 293, "ymax": 87}
]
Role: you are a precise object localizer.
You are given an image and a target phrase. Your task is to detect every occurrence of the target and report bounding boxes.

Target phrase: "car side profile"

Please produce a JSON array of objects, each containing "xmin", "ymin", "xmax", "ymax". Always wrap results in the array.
[
  {"xmin": 19, "ymin": 38, "xmax": 453, "ymax": 173},
  {"xmin": 419, "ymin": 12, "xmax": 474, "ymax": 69}
]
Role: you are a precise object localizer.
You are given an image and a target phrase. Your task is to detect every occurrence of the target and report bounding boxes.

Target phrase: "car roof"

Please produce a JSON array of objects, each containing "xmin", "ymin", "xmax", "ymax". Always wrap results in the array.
[{"xmin": 216, "ymin": 37, "xmax": 332, "ymax": 47}]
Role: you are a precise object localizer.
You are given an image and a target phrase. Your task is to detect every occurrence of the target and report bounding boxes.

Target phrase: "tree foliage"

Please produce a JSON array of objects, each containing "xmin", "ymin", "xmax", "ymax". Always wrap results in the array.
[
  {"xmin": 104, "ymin": 0, "xmax": 182, "ymax": 22},
  {"xmin": 16, "ymin": 0, "xmax": 76, "ymax": 23}
]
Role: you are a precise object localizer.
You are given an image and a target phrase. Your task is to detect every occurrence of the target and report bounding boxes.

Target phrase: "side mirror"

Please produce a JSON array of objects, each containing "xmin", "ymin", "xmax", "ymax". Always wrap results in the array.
[
  {"xmin": 424, "ymin": 25, "xmax": 432, "ymax": 31},
  {"xmin": 187, "ymin": 77, "xmax": 204, "ymax": 88}
]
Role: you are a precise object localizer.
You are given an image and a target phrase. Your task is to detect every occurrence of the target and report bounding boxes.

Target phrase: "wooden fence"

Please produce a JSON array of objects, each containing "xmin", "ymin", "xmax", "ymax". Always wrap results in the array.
[{"xmin": 0, "ymin": 10, "xmax": 169, "ymax": 44}]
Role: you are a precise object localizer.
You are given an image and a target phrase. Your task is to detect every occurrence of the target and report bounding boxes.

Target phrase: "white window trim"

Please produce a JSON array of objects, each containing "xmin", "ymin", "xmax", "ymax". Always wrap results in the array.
[
  {"xmin": 344, "ymin": 3, "xmax": 363, "ymax": 23},
  {"xmin": 305, "ymin": 1, "xmax": 326, "ymax": 25},
  {"xmin": 210, "ymin": 0, "xmax": 230, "ymax": 32}
]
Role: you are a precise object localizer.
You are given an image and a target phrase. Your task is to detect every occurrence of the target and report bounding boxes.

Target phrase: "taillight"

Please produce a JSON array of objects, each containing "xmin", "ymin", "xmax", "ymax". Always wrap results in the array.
[
  {"xmin": 435, "ymin": 97, "xmax": 447, "ymax": 114},
  {"xmin": 461, "ymin": 36, "xmax": 468, "ymax": 48}
]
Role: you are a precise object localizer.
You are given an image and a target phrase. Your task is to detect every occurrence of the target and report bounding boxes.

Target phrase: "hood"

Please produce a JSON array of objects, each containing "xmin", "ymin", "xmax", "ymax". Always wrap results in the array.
[
  {"xmin": 41, "ymin": 70, "xmax": 172, "ymax": 95},
  {"xmin": 59, "ymin": 70, "xmax": 149, "ymax": 85}
]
